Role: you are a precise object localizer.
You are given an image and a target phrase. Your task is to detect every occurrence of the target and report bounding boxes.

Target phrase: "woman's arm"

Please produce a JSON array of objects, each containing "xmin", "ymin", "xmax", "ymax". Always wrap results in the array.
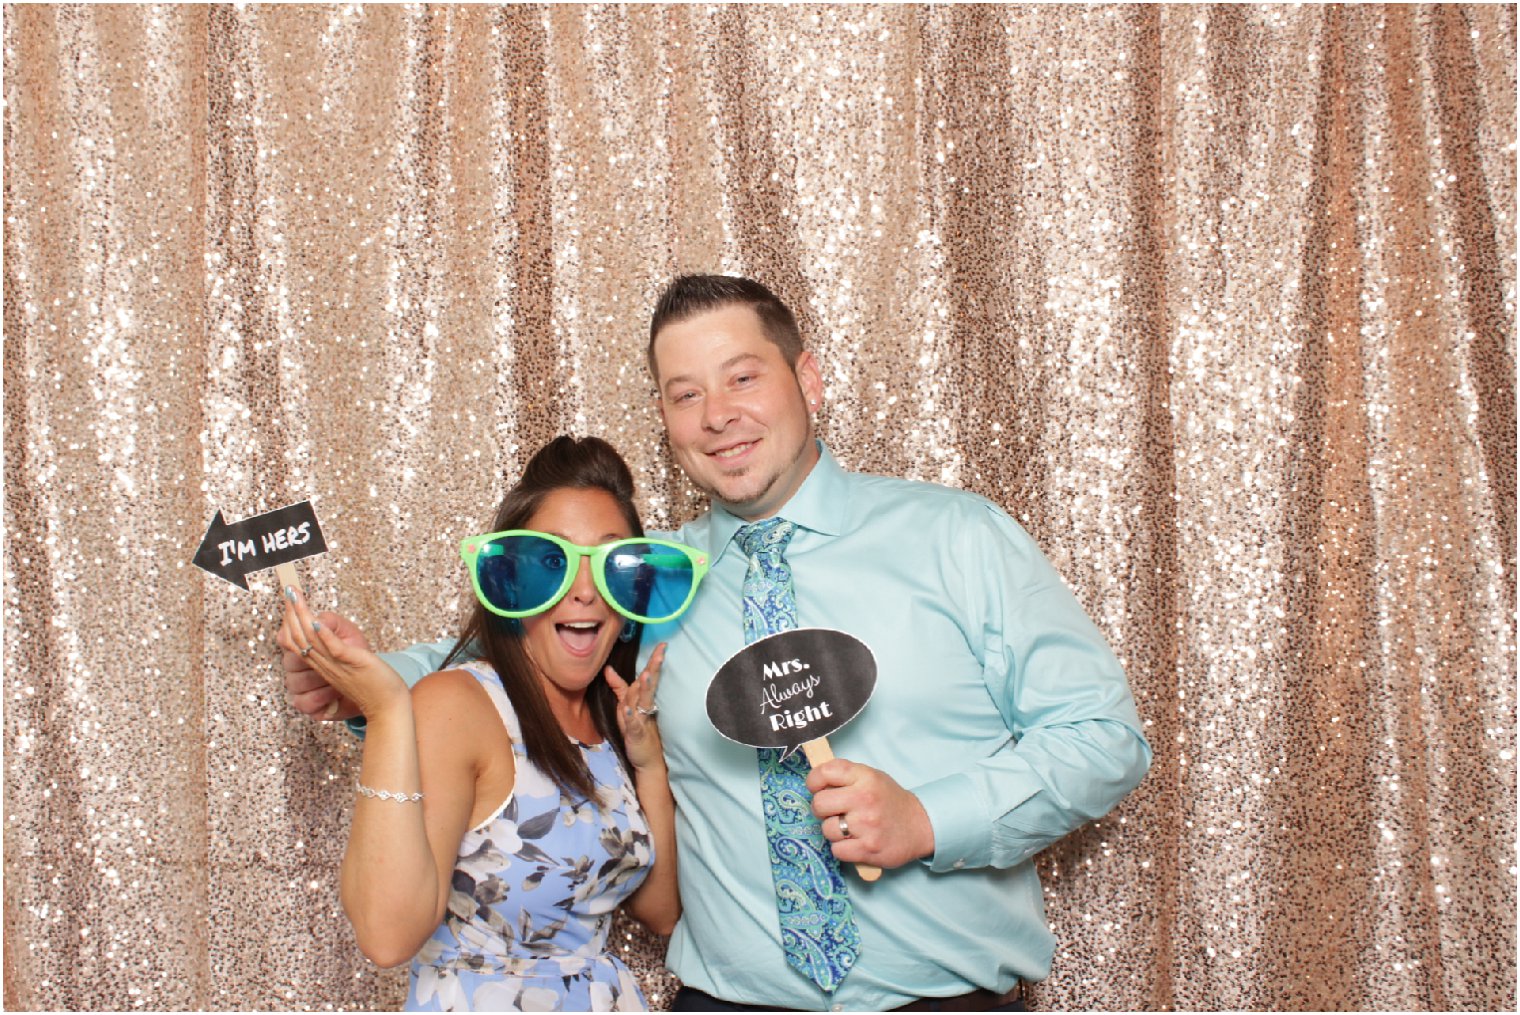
[
  {"xmin": 285, "ymin": 594, "xmax": 485, "ymax": 967},
  {"xmin": 341, "ymin": 674, "xmax": 485, "ymax": 966},
  {"xmin": 606, "ymin": 645, "xmax": 681, "ymax": 936}
]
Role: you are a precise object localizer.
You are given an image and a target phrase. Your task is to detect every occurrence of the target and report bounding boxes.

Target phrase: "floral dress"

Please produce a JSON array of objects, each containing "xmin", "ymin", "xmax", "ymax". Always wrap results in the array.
[{"xmin": 405, "ymin": 663, "xmax": 654, "ymax": 1012}]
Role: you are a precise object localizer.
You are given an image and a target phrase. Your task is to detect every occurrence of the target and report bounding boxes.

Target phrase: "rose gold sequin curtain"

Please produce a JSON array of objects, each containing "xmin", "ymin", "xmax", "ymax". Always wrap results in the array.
[{"xmin": 3, "ymin": 4, "xmax": 1514, "ymax": 1011}]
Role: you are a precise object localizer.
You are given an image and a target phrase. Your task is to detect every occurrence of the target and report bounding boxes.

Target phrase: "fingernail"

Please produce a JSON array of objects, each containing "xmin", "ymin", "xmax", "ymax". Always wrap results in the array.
[
  {"xmin": 284, "ymin": 587, "xmax": 297, "ymax": 603},
  {"xmin": 311, "ymin": 619, "xmax": 323, "ymax": 633}
]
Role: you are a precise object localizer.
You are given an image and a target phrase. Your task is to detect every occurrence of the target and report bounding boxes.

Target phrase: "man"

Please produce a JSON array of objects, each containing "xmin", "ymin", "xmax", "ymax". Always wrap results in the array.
[{"xmin": 284, "ymin": 274, "xmax": 1151, "ymax": 1011}]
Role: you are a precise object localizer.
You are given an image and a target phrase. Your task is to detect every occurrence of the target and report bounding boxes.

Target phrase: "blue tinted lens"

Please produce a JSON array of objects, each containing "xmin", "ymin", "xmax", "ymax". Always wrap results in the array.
[
  {"xmin": 603, "ymin": 543, "xmax": 697, "ymax": 621},
  {"xmin": 478, "ymin": 534, "xmax": 571, "ymax": 615}
]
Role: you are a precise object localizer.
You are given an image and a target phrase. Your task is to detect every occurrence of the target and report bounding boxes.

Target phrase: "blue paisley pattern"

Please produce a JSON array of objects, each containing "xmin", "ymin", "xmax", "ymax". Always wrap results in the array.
[
  {"xmin": 736, "ymin": 519, "xmax": 860, "ymax": 992},
  {"xmin": 404, "ymin": 663, "xmax": 652, "ymax": 1012}
]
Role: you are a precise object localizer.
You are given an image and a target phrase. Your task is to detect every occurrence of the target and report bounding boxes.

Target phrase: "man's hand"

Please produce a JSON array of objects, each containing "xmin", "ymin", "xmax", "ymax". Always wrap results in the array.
[
  {"xmin": 807, "ymin": 759, "xmax": 936, "ymax": 869},
  {"xmin": 276, "ymin": 598, "xmax": 368, "ymax": 721}
]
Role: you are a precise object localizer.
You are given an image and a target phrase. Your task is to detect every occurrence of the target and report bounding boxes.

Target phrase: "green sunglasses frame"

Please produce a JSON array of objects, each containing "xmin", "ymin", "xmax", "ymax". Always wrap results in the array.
[{"xmin": 459, "ymin": 529, "xmax": 711, "ymax": 625}]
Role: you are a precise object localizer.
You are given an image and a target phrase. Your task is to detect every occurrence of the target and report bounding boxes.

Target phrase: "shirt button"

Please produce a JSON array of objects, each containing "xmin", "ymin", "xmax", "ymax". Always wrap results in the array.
[
  {"xmin": 831, "ymin": 1005, "xmax": 843, "ymax": 1012},
  {"xmin": 953, "ymin": 859, "xmax": 966, "ymax": 869}
]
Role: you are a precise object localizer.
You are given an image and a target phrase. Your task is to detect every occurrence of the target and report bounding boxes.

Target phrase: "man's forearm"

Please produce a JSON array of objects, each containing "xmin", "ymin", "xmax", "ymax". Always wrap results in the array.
[
  {"xmin": 381, "ymin": 638, "xmax": 463, "ymax": 686},
  {"xmin": 915, "ymin": 716, "xmax": 1151, "ymax": 872}
]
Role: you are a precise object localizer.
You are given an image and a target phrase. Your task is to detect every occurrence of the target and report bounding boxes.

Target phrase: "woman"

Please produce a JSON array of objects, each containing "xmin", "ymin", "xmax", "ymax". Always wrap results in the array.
[{"xmin": 280, "ymin": 436, "xmax": 710, "ymax": 1011}]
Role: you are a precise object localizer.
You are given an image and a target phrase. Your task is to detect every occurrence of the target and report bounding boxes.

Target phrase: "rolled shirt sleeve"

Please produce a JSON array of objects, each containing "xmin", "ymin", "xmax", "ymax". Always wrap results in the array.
[
  {"xmin": 380, "ymin": 638, "xmax": 461, "ymax": 686},
  {"xmin": 915, "ymin": 503, "xmax": 1151, "ymax": 872}
]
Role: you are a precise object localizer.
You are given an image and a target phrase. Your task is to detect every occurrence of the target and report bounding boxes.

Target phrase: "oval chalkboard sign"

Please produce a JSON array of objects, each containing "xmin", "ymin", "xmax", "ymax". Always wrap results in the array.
[{"xmin": 705, "ymin": 628, "xmax": 877, "ymax": 758}]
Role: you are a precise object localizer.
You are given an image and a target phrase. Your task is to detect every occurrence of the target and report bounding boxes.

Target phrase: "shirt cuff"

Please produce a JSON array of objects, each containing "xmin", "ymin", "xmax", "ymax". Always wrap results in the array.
[{"xmin": 913, "ymin": 770, "xmax": 993, "ymax": 872}]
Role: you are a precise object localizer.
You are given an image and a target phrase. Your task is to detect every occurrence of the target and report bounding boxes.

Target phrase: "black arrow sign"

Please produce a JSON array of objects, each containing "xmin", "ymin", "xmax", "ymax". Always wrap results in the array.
[{"xmin": 192, "ymin": 500, "xmax": 328, "ymax": 590}]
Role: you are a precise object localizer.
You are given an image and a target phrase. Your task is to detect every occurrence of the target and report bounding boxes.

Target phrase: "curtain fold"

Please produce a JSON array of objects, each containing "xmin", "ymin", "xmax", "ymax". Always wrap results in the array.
[{"xmin": 3, "ymin": 4, "xmax": 1513, "ymax": 1010}]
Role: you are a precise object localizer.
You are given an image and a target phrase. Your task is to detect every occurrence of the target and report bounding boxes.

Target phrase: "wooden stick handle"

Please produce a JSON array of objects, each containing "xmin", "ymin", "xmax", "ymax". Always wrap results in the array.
[
  {"xmin": 802, "ymin": 737, "xmax": 883, "ymax": 882},
  {"xmin": 274, "ymin": 561, "xmax": 302, "ymax": 596}
]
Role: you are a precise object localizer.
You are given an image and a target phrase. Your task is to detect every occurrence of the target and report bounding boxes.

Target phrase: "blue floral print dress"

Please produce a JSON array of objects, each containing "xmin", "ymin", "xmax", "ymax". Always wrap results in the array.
[{"xmin": 405, "ymin": 663, "xmax": 654, "ymax": 1012}]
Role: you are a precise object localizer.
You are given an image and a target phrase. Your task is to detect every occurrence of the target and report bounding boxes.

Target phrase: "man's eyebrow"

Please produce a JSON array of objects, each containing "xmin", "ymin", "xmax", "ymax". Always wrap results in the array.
[
  {"xmin": 722, "ymin": 352, "xmax": 764, "ymax": 369},
  {"xmin": 661, "ymin": 353, "xmax": 765, "ymax": 392}
]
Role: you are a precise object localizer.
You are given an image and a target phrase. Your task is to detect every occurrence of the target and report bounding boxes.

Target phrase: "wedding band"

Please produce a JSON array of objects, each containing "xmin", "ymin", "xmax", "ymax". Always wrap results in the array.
[
  {"xmin": 300, "ymin": 646, "xmax": 312, "ymax": 658},
  {"xmin": 838, "ymin": 816, "xmax": 852, "ymax": 839},
  {"xmin": 636, "ymin": 704, "xmax": 659, "ymax": 717}
]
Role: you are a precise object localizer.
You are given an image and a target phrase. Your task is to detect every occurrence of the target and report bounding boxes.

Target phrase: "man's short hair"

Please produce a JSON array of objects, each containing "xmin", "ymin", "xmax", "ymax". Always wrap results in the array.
[{"xmin": 647, "ymin": 274, "xmax": 804, "ymax": 379}]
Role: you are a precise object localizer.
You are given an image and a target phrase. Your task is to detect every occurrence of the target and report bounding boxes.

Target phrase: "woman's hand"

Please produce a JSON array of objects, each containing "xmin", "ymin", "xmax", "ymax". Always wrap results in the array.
[
  {"xmin": 276, "ymin": 602, "xmax": 368, "ymax": 721},
  {"xmin": 606, "ymin": 643, "xmax": 667, "ymax": 773},
  {"xmin": 280, "ymin": 588, "xmax": 410, "ymax": 720}
]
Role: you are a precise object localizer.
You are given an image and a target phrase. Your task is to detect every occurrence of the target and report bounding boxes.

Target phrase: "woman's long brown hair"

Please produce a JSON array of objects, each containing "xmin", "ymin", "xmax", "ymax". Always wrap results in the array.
[{"xmin": 440, "ymin": 435, "xmax": 643, "ymax": 800}]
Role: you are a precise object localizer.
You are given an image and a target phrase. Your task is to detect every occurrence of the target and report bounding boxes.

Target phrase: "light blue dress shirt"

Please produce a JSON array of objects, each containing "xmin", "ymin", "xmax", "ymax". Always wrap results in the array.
[{"xmin": 383, "ymin": 443, "xmax": 1151, "ymax": 1010}]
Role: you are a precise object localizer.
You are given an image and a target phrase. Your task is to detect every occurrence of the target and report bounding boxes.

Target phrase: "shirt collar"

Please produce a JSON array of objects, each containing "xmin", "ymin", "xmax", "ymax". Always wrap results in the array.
[{"xmin": 700, "ymin": 440, "xmax": 849, "ymax": 562}]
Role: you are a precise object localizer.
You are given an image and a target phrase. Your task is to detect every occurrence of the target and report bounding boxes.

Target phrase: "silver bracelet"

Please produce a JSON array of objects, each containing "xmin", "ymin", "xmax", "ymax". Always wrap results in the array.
[{"xmin": 356, "ymin": 782, "xmax": 423, "ymax": 803}]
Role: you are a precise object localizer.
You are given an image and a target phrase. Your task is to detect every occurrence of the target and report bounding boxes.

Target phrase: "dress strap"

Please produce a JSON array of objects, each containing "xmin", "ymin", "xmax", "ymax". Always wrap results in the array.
[{"xmin": 452, "ymin": 661, "xmax": 524, "ymax": 744}]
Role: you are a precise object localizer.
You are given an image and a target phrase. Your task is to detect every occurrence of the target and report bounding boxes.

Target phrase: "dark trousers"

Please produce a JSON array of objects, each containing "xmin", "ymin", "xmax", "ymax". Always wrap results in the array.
[{"xmin": 672, "ymin": 986, "xmax": 1028, "ymax": 1012}]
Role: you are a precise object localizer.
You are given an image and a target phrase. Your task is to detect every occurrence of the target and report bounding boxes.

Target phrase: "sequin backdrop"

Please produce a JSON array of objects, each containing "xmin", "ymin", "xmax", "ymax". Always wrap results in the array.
[{"xmin": 3, "ymin": 4, "xmax": 1514, "ymax": 1011}]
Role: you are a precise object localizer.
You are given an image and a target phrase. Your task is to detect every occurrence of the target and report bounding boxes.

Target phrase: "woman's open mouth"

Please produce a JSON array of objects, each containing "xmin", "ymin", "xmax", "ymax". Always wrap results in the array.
[{"xmin": 556, "ymin": 620, "xmax": 603, "ymax": 655}]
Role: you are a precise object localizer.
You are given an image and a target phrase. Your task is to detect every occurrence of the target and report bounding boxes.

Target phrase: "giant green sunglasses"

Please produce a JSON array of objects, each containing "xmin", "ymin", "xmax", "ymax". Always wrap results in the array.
[{"xmin": 460, "ymin": 530, "xmax": 711, "ymax": 625}]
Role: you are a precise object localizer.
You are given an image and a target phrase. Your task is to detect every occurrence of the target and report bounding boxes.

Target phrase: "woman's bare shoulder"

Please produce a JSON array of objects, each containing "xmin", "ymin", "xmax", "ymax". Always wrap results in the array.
[{"xmin": 410, "ymin": 668, "xmax": 502, "ymax": 739}]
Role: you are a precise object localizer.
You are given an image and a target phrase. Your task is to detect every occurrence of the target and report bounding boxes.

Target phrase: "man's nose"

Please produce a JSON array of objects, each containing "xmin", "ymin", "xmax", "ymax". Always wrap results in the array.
[{"xmin": 702, "ymin": 390, "xmax": 738, "ymax": 431}]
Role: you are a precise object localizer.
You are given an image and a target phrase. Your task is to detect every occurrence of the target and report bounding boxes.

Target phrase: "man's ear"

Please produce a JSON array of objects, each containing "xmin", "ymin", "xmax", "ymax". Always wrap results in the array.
[
  {"xmin": 796, "ymin": 351, "xmax": 824, "ymax": 410},
  {"xmin": 649, "ymin": 342, "xmax": 668, "ymax": 425}
]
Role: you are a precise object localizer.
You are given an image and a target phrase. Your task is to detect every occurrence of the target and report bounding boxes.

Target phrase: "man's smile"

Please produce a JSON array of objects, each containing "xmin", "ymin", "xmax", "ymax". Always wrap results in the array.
[{"xmin": 710, "ymin": 439, "xmax": 759, "ymax": 461}]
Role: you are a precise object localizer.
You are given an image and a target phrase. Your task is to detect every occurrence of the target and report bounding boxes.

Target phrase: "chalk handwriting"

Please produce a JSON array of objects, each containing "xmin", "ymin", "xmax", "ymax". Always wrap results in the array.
[
  {"xmin": 770, "ymin": 700, "xmax": 834, "ymax": 732},
  {"xmin": 762, "ymin": 657, "xmax": 809, "ymax": 679},
  {"xmin": 218, "ymin": 538, "xmax": 258, "ymax": 566},
  {"xmin": 759, "ymin": 672, "xmax": 822, "ymax": 713}
]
